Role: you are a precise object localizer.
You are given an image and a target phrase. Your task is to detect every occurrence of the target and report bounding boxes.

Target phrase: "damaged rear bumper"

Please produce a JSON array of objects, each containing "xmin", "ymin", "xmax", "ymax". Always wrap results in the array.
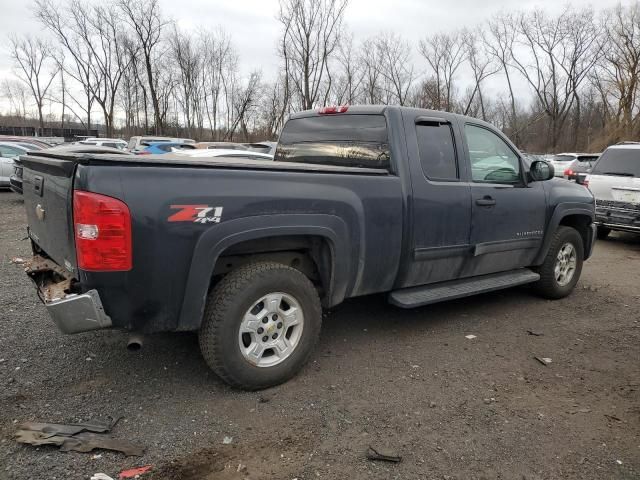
[{"xmin": 25, "ymin": 255, "xmax": 112, "ymax": 334}]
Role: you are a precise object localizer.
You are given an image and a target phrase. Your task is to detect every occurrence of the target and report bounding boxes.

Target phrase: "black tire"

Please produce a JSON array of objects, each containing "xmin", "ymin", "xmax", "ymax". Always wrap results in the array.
[
  {"xmin": 533, "ymin": 226, "xmax": 584, "ymax": 299},
  {"xmin": 199, "ymin": 261, "xmax": 322, "ymax": 390},
  {"xmin": 597, "ymin": 226, "xmax": 611, "ymax": 240}
]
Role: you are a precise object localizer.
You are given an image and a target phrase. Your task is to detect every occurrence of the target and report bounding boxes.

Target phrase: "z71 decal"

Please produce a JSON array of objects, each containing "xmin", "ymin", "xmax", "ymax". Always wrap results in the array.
[{"xmin": 168, "ymin": 205, "xmax": 224, "ymax": 224}]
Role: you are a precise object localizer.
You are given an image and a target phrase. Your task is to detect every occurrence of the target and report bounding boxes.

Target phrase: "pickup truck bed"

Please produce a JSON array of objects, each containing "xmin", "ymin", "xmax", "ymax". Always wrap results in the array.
[{"xmin": 21, "ymin": 105, "xmax": 596, "ymax": 389}]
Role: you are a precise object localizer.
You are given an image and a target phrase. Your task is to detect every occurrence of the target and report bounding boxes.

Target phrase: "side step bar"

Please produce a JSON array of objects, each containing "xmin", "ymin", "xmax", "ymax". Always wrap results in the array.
[{"xmin": 389, "ymin": 269, "xmax": 540, "ymax": 308}]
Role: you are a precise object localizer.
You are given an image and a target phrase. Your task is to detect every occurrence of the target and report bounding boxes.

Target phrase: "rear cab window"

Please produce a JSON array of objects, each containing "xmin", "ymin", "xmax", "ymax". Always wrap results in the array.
[
  {"xmin": 591, "ymin": 148, "xmax": 640, "ymax": 177},
  {"xmin": 416, "ymin": 123, "xmax": 458, "ymax": 181},
  {"xmin": 275, "ymin": 114, "xmax": 390, "ymax": 169}
]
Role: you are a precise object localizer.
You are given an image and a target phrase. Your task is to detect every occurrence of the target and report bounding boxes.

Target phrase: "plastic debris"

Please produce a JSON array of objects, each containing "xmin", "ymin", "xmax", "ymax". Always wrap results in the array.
[
  {"xmin": 119, "ymin": 465, "xmax": 152, "ymax": 479},
  {"xmin": 14, "ymin": 418, "xmax": 144, "ymax": 456},
  {"xmin": 534, "ymin": 356, "xmax": 552, "ymax": 366},
  {"xmin": 91, "ymin": 474, "xmax": 114, "ymax": 480},
  {"xmin": 465, "ymin": 335, "xmax": 477, "ymax": 340},
  {"xmin": 10, "ymin": 257, "xmax": 25, "ymax": 265},
  {"xmin": 366, "ymin": 446, "xmax": 402, "ymax": 463},
  {"xmin": 616, "ymin": 460, "xmax": 623, "ymax": 465},
  {"xmin": 223, "ymin": 436, "xmax": 233, "ymax": 445}
]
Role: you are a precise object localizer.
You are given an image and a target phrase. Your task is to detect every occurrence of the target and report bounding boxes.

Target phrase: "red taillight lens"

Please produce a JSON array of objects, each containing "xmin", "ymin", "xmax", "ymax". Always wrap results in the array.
[
  {"xmin": 73, "ymin": 190, "xmax": 132, "ymax": 271},
  {"xmin": 318, "ymin": 105, "xmax": 349, "ymax": 114},
  {"xmin": 564, "ymin": 168, "xmax": 574, "ymax": 176}
]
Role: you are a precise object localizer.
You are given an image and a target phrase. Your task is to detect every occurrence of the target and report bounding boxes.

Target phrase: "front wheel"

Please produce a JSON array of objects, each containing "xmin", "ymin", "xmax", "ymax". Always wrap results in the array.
[
  {"xmin": 533, "ymin": 226, "xmax": 584, "ymax": 299},
  {"xmin": 199, "ymin": 262, "xmax": 322, "ymax": 390}
]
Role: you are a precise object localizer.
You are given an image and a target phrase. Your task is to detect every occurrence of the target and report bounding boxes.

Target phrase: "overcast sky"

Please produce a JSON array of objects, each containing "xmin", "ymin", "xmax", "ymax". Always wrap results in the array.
[{"xmin": 0, "ymin": 0, "xmax": 633, "ymax": 115}]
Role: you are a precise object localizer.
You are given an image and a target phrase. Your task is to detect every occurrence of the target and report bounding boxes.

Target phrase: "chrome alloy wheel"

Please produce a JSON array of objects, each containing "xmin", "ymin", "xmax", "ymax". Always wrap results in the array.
[
  {"xmin": 238, "ymin": 292, "xmax": 304, "ymax": 367},
  {"xmin": 554, "ymin": 242, "xmax": 577, "ymax": 287}
]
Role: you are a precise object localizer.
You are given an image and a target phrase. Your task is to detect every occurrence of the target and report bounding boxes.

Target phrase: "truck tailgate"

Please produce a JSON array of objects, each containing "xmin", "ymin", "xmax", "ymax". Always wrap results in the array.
[{"xmin": 21, "ymin": 154, "xmax": 78, "ymax": 274}]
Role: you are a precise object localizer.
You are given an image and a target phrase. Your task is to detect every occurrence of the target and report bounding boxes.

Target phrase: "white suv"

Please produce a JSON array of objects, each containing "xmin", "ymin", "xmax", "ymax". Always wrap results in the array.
[{"xmin": 586, "ymin": 144, "xmax": 640, "ymax": 238}]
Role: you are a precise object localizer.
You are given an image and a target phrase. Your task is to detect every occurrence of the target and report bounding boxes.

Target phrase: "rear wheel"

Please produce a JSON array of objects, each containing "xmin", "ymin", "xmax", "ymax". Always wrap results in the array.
[
  {"xmin": 199, "ymin": 261, "xmax": 322, "ymax": 390},
  {"xmin": 533, "ymin": 226, "xmax": 584, "ymax": 299},
  {"xmin": 597, "ymin": 226, "xmax": 611, "ymax": 240}
]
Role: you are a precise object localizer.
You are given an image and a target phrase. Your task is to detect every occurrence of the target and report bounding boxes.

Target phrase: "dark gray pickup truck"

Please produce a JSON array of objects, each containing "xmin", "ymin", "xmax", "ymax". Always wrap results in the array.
[{"xmin": 20, "ymin": 106, "xmax": 596, "ymax": 390}]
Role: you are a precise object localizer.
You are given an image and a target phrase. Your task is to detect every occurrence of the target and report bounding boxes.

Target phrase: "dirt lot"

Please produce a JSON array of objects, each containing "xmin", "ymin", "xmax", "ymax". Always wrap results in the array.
[{"xmin": 0, "ymin": 190, "xmax": 638, "ymax": 480}]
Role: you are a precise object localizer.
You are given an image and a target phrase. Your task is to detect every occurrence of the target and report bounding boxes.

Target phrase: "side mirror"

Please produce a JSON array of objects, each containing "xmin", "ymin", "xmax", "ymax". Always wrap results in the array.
[{"xmin": 529, "ymin": 160, "xmax": 555, "ymax": 181}]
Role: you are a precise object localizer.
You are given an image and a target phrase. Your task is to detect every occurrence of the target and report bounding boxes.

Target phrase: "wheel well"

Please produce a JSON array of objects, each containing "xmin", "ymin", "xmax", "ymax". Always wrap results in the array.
[
  {"xmin": 211, "ymin": 235, "xmax": 334, "ymax": 303},
  {"xmin": 559, "ymin": 214, "xmax": 591, "ymax": 253}
]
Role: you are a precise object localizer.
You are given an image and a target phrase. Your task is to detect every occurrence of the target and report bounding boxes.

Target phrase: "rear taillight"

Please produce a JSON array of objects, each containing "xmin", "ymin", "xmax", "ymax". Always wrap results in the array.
[
  {"xmin": 564, "ymin": 168, "xmax": 574, "ymax": 177},
  {"xmin": 583, "ymin": 176, "xmax": 590, "ymax": 188},
  {"xmin": 318, "ymin": 105, "xmax": 349, "ymax": 114},
  {"xmin": 73, "ymin": 190, "xmax": 132, "ymax": 271}
]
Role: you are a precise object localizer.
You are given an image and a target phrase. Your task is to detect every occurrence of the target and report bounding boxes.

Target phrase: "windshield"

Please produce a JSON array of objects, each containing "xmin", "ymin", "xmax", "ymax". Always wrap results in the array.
[{"xmin": 591, "ymin": 149, "xmax": 640, "ymax": 177}]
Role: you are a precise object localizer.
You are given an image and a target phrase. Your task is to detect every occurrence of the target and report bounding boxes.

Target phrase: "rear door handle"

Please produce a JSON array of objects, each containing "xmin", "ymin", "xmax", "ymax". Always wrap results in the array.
[{"xmin": 476, "ymin": 196, "xmax": 496, "ymax": 207}]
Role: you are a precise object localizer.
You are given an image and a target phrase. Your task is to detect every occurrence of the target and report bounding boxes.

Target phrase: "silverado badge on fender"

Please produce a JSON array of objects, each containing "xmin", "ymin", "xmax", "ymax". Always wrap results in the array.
[{"xmin": 168, "ymin": 205, "xmax": 224, "ymax": 224}]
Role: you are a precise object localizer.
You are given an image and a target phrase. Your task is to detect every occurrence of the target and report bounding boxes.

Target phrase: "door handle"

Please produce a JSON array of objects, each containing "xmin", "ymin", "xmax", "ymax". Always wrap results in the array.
[{"xmin": 476, "ymin": 196, "xmax": 496, "ymax": 207}]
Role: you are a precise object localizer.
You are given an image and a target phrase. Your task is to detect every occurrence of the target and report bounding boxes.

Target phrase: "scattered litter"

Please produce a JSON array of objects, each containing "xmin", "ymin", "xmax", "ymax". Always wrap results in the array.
[
  {"xmin": 10, "ymin": 257, "xmax": 25, "ymax": 265},
  {"xmin": 465, "ymin": 335, "xmax": 477, "ymax": 340},
  {"xmin": 118, "ymin": 465, "xmax": 152, "ymax": 479},
  {"xmin": 527, "ymin": 330, "xmax": 544, "ymax": 336},
  {"xmin": 366, "ymin": 446, "xmax": 402, "ymax": 463},
  {"xmin": 534, "ymin": 356, "xmax": 552, "ymax": 366},
  {"xmin": 14, "ymin": 417, "xmax": 144, "ymax": 456},
  {"xmin": 92, "ymin": 454, "xmax": 103, "ymax": 460},
  {"xmin": 91, "ymin": 474, "xmax": 115, "ymax": 480},
  {"xmin": 222, "ymin": 436, "xmax": 233, "ymax": 445},
  {"xmin": 616, "ymin": 460, "xmax": 623, "ymax": 465},
  {"xmin": 604, "ymin": 414, "xmax": 622, "ymax": 422}
]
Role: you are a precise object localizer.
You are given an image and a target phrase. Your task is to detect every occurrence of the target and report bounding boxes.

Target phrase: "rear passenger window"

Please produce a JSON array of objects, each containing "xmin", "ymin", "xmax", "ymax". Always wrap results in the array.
[
  {"xmin": 275, "ymin": 114, "xmax": 390, "ymax": 169},
  {"xmin": 416, "ymin": 124, "xmax": 458, "ymax": 180}
]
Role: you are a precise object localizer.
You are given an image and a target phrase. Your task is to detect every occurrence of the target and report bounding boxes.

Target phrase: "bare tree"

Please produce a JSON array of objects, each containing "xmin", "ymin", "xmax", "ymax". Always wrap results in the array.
[
  {"xmin": 511, "ymin": 8, "xmax": 598, "ymax": 150},
  {"xmin": 462, "ymin": 29, "xmax": 498, "ymax": 120},
  {"xmin": 419, "ymin": 32, "xmax": 466, "ymax": 111},
  {"xmin": 118, "ymin": 0, "xmax": 166, "ymax": 134},
  {"xmin": 278, "ymin": 0, "xmax": 349, "ymax": 110},
  {"xmin": 596, "ymin": 2, "xmax": 640, "ymax": 139},
  {"xmin": 35, "ymin": 0, "xmax": 97, "ymax": 133},
  {"xmin": 373, "ymin": 32, "xmax": 414, "ymax": 105},
  {"xmin": 484, "ymin": 12, "xmax": 519, "ymax": 141},
  {"xmin": 8, "ymin": 36, "xmax": 58, "ymax": 131}
]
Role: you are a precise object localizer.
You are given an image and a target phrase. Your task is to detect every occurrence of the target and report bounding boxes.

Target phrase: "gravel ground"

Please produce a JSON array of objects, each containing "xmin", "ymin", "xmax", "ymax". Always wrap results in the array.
[{"xmin": 0, "ymin": 190, "xmax": 638, "ymax": 480}]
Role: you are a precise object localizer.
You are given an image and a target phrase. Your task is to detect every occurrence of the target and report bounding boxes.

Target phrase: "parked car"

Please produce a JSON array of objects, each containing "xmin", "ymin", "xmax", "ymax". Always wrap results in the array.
[
  {"xmin": 586, "ymin": 143, "xmax": 640, "ymax": 238},
  {"xmin": 139, "ymin": 142, "xmax": 197, "ymax": 154},
  {"xmin": 0, "ymin": 136, "xmax": 51, "ymax": 149},
  {"xmin": 127, "ymin": 136, "xmax": 194, "ymax": 153},
  {"xmin": 550, "ymin": 153, "xmax": 600, "ymax": 178},
  {"xmin": 174, "ymin": 148, "xmax": 273, "ymax": 161},
  {"xmin": 0, "ymin": 142, "xmax": 31, "ymax": 189},
  {"xmin": 75, "ymin": 138, "xmax": 128, "ymax": 150},
  {"xmin": 194, "ymin": 142, "xmax": 247, "ymax": 150},
  {"xmin": 20, "ymin": 105, "xmax": 595, "ymax": 390}
]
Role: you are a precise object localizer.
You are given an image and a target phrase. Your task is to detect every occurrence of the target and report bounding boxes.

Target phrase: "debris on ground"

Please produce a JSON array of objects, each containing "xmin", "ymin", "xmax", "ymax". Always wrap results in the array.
[
  {"xmin": 14, "ymin": 418, "xmax": 144, "ymax": 456},
  {"xmin": 534, "ymin": 356, "xmax": 552, "ymax": 366},
  {"xmin": 91, "ymin": 474, "xmax": 115, "ymax": 480},
  {"xmin": 366, "ymin": 446, "xmax": 402, "ymax": 463},
  {"xmin": 118, "ymin": 465, "xmax": 152, "ymax": 479},
  {"xmin": 568, "ymin": 408, "xmax": 591, "ymax": 414},
  {"xmin": 527, "ymin": 330, "xmax": 544, "ymax": 336},
  {"xmin": 10, "ymin": 257, "xmax": 25, "ymax": 265},
  {"xmin": 465, "ymin": 335, "xmax": 477, "ymax": 340},
  {"xmin": 604, "ymin": 414, "xmax": 622, "ymax": 422},
  {"xmin": 222, "ymin": 436, "xmax": 233, "ymax": 445}
]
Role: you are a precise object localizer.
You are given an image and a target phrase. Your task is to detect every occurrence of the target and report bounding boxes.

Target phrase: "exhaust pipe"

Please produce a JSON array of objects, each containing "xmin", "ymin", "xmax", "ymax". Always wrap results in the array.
[{"xmin": 127, "ymin": 333, "xmax": 144, "ymax": 351}]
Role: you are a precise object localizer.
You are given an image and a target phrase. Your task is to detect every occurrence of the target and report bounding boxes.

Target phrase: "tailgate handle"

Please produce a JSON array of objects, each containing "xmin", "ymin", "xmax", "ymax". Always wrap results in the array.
[{"xmin": 34, "ymin": 175, "xmax": 44, "ymax": 197}]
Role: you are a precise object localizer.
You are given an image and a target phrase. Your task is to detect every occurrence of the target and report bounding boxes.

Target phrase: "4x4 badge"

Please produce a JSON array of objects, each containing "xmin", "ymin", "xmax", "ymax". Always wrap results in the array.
[{"xmin": 168, "ymin": 205, "xmax": 223, "ymax": 224}]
